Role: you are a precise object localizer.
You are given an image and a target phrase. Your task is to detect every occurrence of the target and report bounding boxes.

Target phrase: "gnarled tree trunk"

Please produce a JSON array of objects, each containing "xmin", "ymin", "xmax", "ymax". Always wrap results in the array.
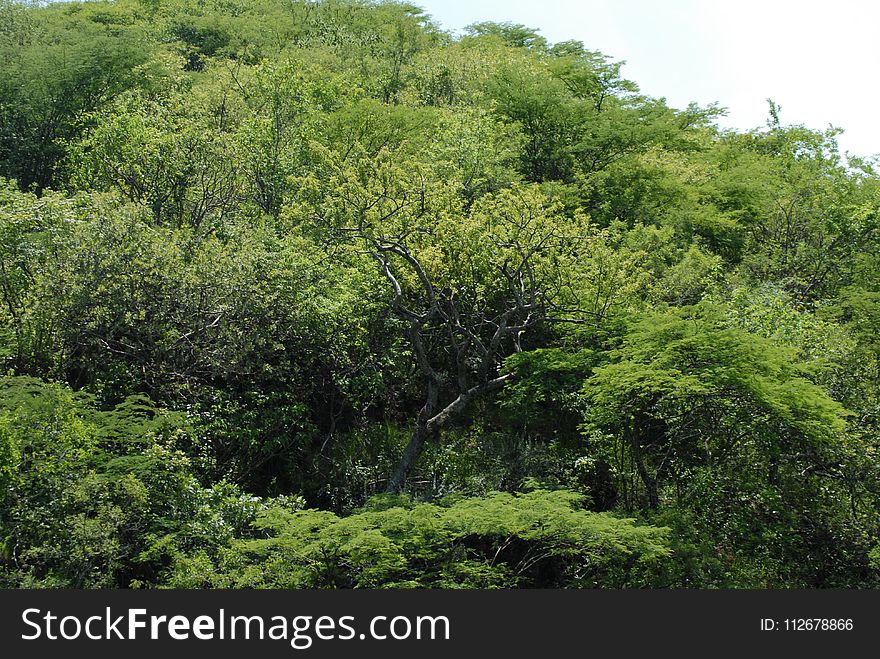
[{"xmin": 385, "ymin": 373, "xmax": 513, "ymax": 493}]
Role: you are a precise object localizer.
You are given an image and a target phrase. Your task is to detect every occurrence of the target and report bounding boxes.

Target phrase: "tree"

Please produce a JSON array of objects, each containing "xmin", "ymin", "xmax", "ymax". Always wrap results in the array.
[
  {"xmin": 710, "ymin": 122, "xmax": 877, "ymax": 299},
  {"xmin": 0, "ymin": 375, "xmax": 270, "ymax": 588},
  {"xmin": 68, "ymin": 82, "xmax": 242, "ymax": 231},
  {"xmin": 580, "ymin": 304, "xmax": 880, "ymax": 585},
  {"xmin": 0, "ymin": 0, "xmax": 150, "ymax": 191},
  {"xmin": 292, "ymin": 143, "xmax": 598, "ymax": 491},
  {"xmin": 584, "ymin": 304, "xmax": 848, "ymax": 508},
  {"xmin": 172, "ymin": 489, "xmax": 671, "ymax": 588},
  {"xmin": 465, "ymin": 21, "xmax": 548, "ymax": 52}
]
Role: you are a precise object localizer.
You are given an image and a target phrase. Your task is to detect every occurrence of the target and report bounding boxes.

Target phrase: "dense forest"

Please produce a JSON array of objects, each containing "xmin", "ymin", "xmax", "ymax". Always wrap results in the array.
[{"xmin": 0, "ymin": 0, "xmax": 878, "ymax": 589}]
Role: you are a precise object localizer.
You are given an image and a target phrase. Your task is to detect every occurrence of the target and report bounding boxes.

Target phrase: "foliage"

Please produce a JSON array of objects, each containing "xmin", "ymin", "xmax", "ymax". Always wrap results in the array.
[
  {"xmin": 170, "ymin": 489, "xmax": 670, "ymax": 588},
  {"xmin": 0, "ymin": 0, "xmax": 878, "ymax": 589},
  {"xmin": 0, "ymin": 376, "xmax": 279, "ymax": 587},
  {"xmin": 0, "ymin": 0, "xmax": 152, "ymax": 191},
  {"xmin": 582, "ymin": 305, "xmax": 877, "ymax": 585}
]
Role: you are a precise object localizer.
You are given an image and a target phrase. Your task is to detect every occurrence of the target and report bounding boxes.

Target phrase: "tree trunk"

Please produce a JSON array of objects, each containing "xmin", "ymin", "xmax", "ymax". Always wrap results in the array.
[
  {"xmin": 385, "ymin": 374, "xmax": 513, "ymax": 493},
  {"xmin": 385, "ymin": 420, "xmax": 432, "ymax": 494},
  {"xmin": 630, "ymin": 430, "xmax": 659, "ymax": 508}
]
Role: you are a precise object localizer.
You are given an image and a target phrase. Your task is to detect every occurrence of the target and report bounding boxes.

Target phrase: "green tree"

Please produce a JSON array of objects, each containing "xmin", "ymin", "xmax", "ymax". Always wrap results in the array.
[
  {"xmin": 172, "ymin": 489, "xmax": 670, "ymax": 588},
  {"xmin": 0, "ymin": 0, "xmax": 150, "ymax": 191}
]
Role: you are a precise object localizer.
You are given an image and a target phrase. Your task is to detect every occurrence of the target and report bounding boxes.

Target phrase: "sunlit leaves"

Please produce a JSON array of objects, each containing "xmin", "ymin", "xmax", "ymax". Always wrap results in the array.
[{"xmin": 177, "ymin": 489, "xmax": 670, "ymax": 588}]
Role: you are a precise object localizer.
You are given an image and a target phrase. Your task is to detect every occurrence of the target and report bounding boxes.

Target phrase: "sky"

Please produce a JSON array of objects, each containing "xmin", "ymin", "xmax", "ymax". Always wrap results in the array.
[{"xmin": 413, "ymin": 0, "xmax": 880, "ymax": 158}]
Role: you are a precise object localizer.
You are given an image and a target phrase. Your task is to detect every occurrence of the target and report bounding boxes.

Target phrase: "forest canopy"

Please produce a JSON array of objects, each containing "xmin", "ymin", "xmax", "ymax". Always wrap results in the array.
[{"xmin": 1, "ymin": 0, "xmax": 878, "ymax": 589}]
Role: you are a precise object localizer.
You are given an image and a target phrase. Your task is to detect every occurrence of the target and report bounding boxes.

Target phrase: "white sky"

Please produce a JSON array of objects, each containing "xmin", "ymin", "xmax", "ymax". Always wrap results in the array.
[{"xmin": 414, "ymin": 0, "xmax": 880, "ymax": 158}]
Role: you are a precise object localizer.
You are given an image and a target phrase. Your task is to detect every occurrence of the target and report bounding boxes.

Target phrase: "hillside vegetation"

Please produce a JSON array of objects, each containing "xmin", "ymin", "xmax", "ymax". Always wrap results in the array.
[{"xmin": 1, "ymin": 0, "xmax": 878, "ymax": 588}]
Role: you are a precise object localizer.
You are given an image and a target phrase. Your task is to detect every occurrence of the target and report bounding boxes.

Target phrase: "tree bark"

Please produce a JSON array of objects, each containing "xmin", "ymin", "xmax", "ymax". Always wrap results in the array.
[
  {"xmin": 385, "ymin": 420, "xmax": 433, "ymax": 494},
  {"xmin": 629, "ymin": 430, "xmax": 659, "ymax": 508},
  {"xmin": 385, "ymin": 373, "xmax": 513, "ymax": 493}
]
